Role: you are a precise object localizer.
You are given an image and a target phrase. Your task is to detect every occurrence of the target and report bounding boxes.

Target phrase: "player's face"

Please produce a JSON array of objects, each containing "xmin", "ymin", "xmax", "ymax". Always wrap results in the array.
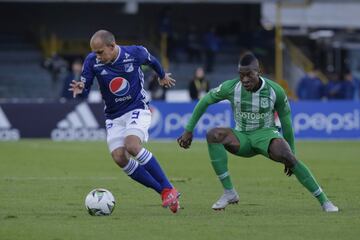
[
  {"xmin": 239, "ymin": 68, "xmax": 260, "ymax": 92},
  {"xmin": 91, "ymin": 42, "xmax": 116, "ymax": 64}
]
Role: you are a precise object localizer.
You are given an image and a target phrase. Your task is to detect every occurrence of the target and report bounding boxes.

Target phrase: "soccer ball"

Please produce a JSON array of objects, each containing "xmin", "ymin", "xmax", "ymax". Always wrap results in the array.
[{"xmin": 85, "ymin": 188, "xmax": 116, "ymax": 216}]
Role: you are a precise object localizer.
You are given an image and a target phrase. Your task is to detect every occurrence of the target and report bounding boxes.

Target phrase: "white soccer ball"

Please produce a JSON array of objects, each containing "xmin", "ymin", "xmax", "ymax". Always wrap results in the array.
[{"xmin": 85, "ymin": 188, "xmax": 116, "ymax": 216}]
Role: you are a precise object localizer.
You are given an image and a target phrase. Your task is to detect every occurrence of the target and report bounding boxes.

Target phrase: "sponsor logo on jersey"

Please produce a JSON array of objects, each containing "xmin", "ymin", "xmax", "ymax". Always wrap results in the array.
[
  {"xmin": 100, "ymin": 69, "xmax": 108, "ymax": 75},
  {"xmin": 124, "ymin": 63, "xmax": 134, "ymax": 72},
  {"xmin": 51, "ymin": 102, "xmax": 106, "ymax": 141},
  {"xmin": 260, "ymin": 98, "xmax": 269, "ymax": 108},
  {"xmin": 212, "ymin": 84, "xmax": 223, "ymax": 93},
  {"xmin": 115, "ymin": 95, "xmax": 132, "ymax": 102},
  {"xmin": 237, "ymin": 111, "xmax": 271, "ymax": 120},
  {"xmin": 109, "ymin": 77, "xmax": 130, "ymax": 96},
  {"xmin": 94, "ymin": 58, "xmax": 105, "ymax": 67},
  {"xmin": 123, "ymin": 58, "xmax": 134, "ymax": 63},
  {"xmin": 0, "ymin": 107, "xmax": 20, "ymax": 141},
  {"xmin": 123, "ymin": 52, "xmax": 135, "ymax": 63},
  {"xmin": 272, "ymin": 130, "xmax": 281, "ymax": 136}
]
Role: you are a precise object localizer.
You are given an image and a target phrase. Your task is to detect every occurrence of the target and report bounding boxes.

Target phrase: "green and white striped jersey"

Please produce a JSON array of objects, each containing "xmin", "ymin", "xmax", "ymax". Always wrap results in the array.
[
  {"xmin": 207, "ymin": 76, "xmax": 290, "ymax": 132},
  {"xmin": 185, "ymin": 76, "xmax": 295, "ymax": 153}
]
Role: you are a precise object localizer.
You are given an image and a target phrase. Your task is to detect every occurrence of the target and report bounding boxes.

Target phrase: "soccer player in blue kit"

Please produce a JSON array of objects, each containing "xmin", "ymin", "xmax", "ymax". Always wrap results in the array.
[{"xmin": 69, "ymin": 30, "xmax": 180, "ymax": 213}]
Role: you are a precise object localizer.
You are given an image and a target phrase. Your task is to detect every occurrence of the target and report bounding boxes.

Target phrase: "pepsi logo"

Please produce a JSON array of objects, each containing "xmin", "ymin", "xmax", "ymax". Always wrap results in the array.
[{"xmin": 109, "ymin": 77, "xmax": 130, "ymax": 96}]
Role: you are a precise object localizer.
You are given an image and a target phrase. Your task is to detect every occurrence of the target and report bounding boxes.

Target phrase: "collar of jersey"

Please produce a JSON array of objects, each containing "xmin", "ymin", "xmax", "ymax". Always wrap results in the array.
[
  {"xmin": 111, "ymin": 45, "xmax": 121, "ymax": 65},
  {"xmin": 254, "ymin": 76, "xmax": 265, "ymax": 93}
]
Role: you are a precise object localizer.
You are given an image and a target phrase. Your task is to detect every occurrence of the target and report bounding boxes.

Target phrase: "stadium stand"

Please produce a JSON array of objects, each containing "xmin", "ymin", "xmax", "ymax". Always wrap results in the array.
[{"xmin": 0, "ymin": 33, "xmax": 53, "ymax": 100}]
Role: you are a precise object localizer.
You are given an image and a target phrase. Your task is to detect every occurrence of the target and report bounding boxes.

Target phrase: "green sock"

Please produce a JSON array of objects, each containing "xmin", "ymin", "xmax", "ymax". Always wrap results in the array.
[
  {"xmin": 207, "ymin": 143, "xmax": 233, "ymax": 190},
  {"xmin": 291, "ymin": 160, "xmax": 328, "ymax": 205}
]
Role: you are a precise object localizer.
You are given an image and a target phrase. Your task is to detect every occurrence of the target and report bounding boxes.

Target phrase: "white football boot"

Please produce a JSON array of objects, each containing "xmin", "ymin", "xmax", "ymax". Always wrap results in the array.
[
  {"xmin": 322, "ymin": 201, "xmax": 339, "ymax": 212},
  {"xmin": 212, "ymin": 189, "xmax": 239, "ymax": 210}
]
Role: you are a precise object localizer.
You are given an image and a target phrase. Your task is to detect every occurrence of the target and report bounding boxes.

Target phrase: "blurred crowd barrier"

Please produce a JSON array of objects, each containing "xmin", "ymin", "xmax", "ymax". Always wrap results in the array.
[{"xmin": 0, "ymin": 101, "xmax": 359, "ymax": 141}]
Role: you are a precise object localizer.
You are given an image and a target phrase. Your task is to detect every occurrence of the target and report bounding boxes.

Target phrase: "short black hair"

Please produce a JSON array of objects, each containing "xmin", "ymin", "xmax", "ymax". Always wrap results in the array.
[
  {"xmin": 239, "ymin": 53, "xmax": 257, "ymax": 66},
  {"xmin": 238, "ymin": 52, "xmax": 259, "ymax": 72}
]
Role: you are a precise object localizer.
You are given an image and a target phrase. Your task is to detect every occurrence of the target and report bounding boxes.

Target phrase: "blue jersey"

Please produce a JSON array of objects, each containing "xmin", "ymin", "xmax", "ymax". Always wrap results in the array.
[{"xmin": 81, "ymin": 45, "xmax": 165, "ymax": 120}]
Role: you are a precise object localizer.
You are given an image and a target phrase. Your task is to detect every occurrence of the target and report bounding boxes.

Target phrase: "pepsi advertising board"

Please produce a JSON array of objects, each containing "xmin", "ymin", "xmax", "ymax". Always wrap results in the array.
[
  {"xmin": 148, "ymin": 101, "xmax": 233, "ymax": 139},
  {"xmin": 290, "ymin": 101, "xmax": 360, "ymax": 139},
  {"xmin": 149, "ymin": 101, "xmax": 360, "ymax": 140},
  {"xmin": 0, "ymin": 101, "xmax": 359, "ymax": 141}
]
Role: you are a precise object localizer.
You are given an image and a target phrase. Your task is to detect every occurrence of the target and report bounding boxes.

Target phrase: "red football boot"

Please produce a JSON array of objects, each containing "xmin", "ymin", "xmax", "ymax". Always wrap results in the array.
[{"xmin": 161, "ymin": 188, "xmax": 180, "ymax": 213}]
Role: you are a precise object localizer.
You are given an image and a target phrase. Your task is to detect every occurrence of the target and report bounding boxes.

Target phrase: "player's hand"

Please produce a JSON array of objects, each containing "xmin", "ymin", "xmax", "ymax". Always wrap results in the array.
[
  {"xmin": 68, "ymin": 80, "xmax": 85, "ymax": 98},
  {"xmin": 284, "ymin": 166, "xmax": 293, "ymax": 177},
  {"xmin": 158, "ymin": 73, "xmax": 176, "ymax": 88},
  {"xmin": 177, "ymin": 131, "xmax": 193, "ymax": 149}
]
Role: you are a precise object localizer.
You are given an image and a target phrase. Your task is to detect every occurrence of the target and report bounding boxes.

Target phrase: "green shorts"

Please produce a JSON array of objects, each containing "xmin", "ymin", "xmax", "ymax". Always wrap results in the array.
[{"xmin": 231, "ymin": 127, "xmax": 283, "ymax": 158}]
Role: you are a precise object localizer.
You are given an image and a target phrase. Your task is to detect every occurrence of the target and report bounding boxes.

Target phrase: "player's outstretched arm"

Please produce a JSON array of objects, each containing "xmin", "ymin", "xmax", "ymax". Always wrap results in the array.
[
  {"xmin": 178, "ymin": 81, "xmax": 229, "ymax": 149},
  {"xmin": 158, "ymin": 73, "xmax": 176, "ymax": 88},
  {"xmin": 68, "ymin": 80, "xmax": 85, "ymax": 98},
  {"xmin": 272, "ymin": 83, "xmax": 296, "ymax": 154},
  {"xmin": 279, "ymin": 113, "xmax": 295, "ymax": 154},
  {"xmin": 177, "ymin": 131, "xmax": 193, "ymax": 149}
]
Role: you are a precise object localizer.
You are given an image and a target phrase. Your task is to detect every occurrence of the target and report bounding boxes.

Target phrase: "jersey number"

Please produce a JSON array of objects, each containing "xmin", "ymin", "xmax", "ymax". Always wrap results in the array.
[{"xmin": 131, "ymin": 111, "xmax": 140, "ymax": 119}]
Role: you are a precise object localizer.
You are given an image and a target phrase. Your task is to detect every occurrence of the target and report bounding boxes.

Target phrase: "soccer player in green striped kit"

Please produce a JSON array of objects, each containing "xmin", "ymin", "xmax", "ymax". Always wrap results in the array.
[{"xmin": 177, "ymin": 53, "xmax": 338, "ymax": 212}]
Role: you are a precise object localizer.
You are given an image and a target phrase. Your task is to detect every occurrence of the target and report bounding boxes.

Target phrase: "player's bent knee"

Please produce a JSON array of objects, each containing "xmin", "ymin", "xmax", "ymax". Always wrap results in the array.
[
  {"xmin": 206, "ymin": 128, "xmax": 222, "ymax": 143},
  {"xmin": 111, "ymin": 149, "xmax": 128, "ymax": 168},
  {"xmin": 124, "ymin": 142, "xmax": 142, "ymax": 156},
  {"xmin": 124, "ymin": 134, "xmax": 143, "ymax": 156}
]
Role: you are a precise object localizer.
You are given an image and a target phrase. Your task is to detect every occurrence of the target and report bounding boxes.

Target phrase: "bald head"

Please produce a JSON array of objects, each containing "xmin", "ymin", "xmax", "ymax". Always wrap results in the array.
[
  {"xmin": 90, "ymin": 30, "xmax": 116, "ymax": 47},
  {"xmin": 90, "ymin": 30, "xmax": 118, "ymax": 64}
]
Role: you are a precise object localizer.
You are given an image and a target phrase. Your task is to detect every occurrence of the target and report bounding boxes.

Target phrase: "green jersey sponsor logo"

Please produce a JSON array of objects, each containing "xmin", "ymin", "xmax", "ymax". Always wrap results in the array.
[{"xmin": 236, "ymin": 111, "xmax": 272, "ymax": 120}]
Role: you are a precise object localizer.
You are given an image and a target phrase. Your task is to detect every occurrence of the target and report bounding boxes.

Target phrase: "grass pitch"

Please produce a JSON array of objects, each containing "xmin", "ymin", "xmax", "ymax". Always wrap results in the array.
[{"xmin": 1, "ymin": 140, "xmax": 360, "ymax": 240}]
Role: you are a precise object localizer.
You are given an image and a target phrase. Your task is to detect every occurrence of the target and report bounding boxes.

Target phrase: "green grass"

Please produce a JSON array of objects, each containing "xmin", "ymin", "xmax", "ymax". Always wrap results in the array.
[{"xmin": 1, "ymin": 140, "xmax": 360, "ymax": 240}]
